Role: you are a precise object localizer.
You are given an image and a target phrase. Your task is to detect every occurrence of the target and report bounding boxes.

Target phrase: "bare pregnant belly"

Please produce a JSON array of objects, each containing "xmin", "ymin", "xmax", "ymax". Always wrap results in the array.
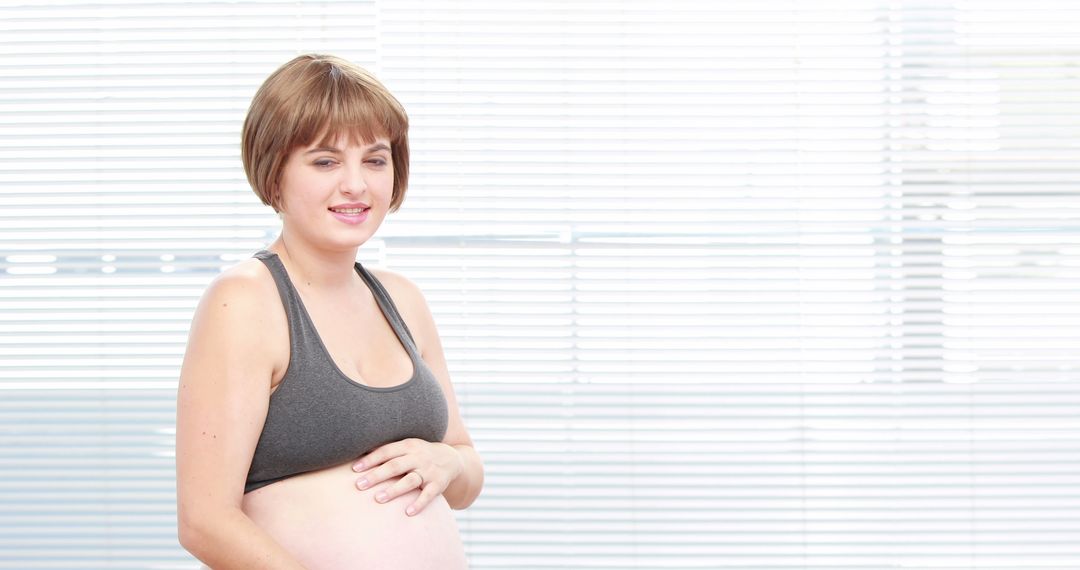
[{"xmin": 237, "ymin": 462, "xmax": 468, "ymax": 570}]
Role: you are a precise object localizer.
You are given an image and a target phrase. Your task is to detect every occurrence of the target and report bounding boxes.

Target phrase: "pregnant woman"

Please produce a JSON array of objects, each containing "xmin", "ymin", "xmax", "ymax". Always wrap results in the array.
[{"xmin": 175, "ymin": 54, "xmax": 483, "ymax": 569}]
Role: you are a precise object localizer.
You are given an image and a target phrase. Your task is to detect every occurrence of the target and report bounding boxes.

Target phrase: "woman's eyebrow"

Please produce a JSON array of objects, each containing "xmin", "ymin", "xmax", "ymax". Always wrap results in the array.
[{"xmin": 304, "ymin": 143, "xmax": 391, "ymax": 155}]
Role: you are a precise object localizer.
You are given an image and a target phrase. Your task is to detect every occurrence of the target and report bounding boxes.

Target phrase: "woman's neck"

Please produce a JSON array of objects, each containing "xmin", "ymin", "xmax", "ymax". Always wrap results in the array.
[{"xmin": 268, "ymin": 233, "xmax": 359, "ymax": 291}]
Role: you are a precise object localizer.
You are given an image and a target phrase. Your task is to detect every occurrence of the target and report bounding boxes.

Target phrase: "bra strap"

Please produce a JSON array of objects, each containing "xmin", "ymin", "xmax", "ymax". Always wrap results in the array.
[
  {"xmin": 354, "ymin": 262, "xmax": 422, "ymax": 358},
  {"xmin": 252, "ymin": 250, "xmax": 315, "ymax": 355}
]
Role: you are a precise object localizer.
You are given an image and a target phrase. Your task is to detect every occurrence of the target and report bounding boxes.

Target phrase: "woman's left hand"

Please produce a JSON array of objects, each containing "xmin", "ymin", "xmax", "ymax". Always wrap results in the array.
[{"xmin": 352, "ymin": 438, "xmax": 465, "ymax": 516}]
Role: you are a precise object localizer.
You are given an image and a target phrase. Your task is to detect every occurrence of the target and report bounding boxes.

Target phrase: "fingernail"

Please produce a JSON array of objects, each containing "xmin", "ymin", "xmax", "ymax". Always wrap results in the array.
[
  {"xmin": 357, "ymin": 478, "xmax": 369, "ymax": 490},
  {"xmin": 352, "ymin": 462, "xmax": 364, "ymax": 472},
  {"xmin": 375, "ymin": 492, "xmax": 387, "ymax": 503},
  {"xmin": 406, "ymin": 506, "xmax": 416, "ymax": 516}
]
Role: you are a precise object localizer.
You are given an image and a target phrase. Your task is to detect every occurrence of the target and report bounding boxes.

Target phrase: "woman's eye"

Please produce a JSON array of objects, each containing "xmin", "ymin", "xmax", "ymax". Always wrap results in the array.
[
  {"xmin": 313, "ymin": 159, "xmax": 336, "ymax": 167},
  {"xmin": 367, "ymin": 158, "xmax": 388, "ymax": 167}
]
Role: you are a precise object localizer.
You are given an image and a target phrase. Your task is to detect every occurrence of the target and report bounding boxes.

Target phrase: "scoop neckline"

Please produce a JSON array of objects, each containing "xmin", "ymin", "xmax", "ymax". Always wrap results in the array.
[{"xmin": 261, "ymin": 250, "xmax": 421, "ymax": 393}]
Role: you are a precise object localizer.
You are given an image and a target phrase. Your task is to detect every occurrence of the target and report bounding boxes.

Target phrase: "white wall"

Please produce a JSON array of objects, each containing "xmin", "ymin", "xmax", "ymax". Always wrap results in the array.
[{"xmin": 1, "ymin": 1, "xmax": 1079, "ymax": 568}]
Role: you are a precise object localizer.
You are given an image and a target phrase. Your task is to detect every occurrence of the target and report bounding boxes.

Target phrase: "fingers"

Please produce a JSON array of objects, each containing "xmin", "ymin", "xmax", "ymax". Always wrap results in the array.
[
  {"xmin": 353, "ymin": 438, "xmax": 417, "ymax": 473},
  {"xmin": 406, "ymin": 478, "xmax": 444, "ymax": 516},
  {"xmin": 373, "ymin": 471, "xmax": 425, "ymax": 508},
  {"xmin": 355, "ymin": 455, "xmax": 410, "ymax": 490},
  {"xmin": 350, "ymin": 438, "xmax": 455, "ymax": 516},
  {"xmin": 353, "ymin": 439, "xmax": 423, "ymax": 490},
  {"xmin": 373, "ymin": 469, "xmax": 443, "ymax": 517}
]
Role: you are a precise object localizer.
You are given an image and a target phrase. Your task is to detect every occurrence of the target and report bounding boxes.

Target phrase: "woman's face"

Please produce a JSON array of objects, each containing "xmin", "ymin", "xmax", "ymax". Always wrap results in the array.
[{"xmin": 276, "ymin": 134, "xmax": 395, "ymax": 252}]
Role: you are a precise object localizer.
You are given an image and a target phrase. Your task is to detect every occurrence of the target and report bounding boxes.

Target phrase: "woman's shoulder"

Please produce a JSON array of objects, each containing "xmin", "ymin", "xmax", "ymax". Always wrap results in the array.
[
  {"xmin": 365, "ymin": 267, "xmax": 437, "ymax": 343},
  {"xmin": 183, "ymin": 257, "xmax": 288, "ymax": 385},
  {"xmin": 366, "ymin": 266, "xmax": 431, "ymax": 311},
  {"xmin": 367, "ymin": 265, "xmax": 419, "ymax": 295},
  {"xmin": 209, "ymin": 256, "xmax": 276, "ymax": 292},
  {"xmin": 195, "ymin": 257, "xmax": 281, "ymax": 323}
]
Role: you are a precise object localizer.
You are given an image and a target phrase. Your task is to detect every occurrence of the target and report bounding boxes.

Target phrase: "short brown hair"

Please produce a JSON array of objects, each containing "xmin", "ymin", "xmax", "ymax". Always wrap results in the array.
[{"xmin": 241, "ymin": 54, "xmax": 410, "ymax": 212}]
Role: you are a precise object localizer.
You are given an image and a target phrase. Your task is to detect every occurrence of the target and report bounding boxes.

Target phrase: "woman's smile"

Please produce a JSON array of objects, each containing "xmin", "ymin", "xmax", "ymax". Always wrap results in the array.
[{"xmin": 328, "ymin": 202, "xmax": 371, "ymax": 225}]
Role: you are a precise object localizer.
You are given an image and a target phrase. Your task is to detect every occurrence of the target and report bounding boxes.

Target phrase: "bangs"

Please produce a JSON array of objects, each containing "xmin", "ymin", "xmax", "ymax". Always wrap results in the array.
[{"xmin": 292, "ymin": 67, "xmax": 407, "ymax": 151}]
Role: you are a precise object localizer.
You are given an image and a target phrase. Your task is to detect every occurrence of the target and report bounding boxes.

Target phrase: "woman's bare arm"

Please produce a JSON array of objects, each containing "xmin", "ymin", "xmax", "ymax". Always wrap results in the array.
[{"xmin": 175, "ymin": 265, "xmax": 305, "ymax": 569}]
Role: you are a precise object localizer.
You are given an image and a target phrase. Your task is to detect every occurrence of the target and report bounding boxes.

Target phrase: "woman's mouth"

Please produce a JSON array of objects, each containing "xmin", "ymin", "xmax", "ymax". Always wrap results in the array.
[{"xmin": 328, "ymin": 206, "xmax": 370, "ymax": 224}]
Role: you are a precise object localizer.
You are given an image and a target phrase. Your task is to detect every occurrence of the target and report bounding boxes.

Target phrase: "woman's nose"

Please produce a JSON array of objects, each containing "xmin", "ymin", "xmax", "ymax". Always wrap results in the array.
[{"xmin": 340, "ymin": 161, "xmax": 368, "ymax": 194}]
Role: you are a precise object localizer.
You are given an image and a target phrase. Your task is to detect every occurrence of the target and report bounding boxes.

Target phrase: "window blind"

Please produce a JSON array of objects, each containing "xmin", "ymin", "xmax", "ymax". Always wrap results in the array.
[{"xmin": 1, "ymin": 1, "xmax": 1078, "ymax": 569}]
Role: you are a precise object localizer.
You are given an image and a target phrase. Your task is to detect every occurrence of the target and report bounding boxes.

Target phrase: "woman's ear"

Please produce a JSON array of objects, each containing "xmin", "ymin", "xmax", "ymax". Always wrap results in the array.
[{"xmin": 270, "ymin": 182, "xmax": 285, "ymax": 215}]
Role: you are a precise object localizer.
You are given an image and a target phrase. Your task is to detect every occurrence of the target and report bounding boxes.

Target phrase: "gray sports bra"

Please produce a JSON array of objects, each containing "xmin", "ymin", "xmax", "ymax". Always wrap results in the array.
[{"xmin": 244, "ymin": 250, "xmax": 449, "ymax": 494}]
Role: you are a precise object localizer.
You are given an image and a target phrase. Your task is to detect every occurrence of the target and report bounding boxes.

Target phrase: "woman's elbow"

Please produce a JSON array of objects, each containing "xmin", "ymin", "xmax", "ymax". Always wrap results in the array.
[
  {"xmin": 177, "ymin": 506, "xmax": 223, "ymax": 559},
  {"xmin": 178, "ymin": 511, "xmax": 210, "ymax": 557}
]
